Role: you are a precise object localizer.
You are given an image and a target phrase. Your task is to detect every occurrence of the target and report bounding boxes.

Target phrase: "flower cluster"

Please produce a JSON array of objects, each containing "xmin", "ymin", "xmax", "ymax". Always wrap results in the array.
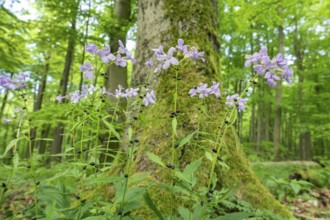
[
  {"xmin": 0, "ymin": 72, "xmax": 28, "ymax": 90},
  {"xmin": 189, "ymin": 82, "xmax": 220, "ymax": 99},
  {"xmin": 56, "ymin": 85, "xmax": 97, "ymax": 103},
  {"xmin": 56, "ymin": 84, "xmax": 156, "ymax": 107},
  {"xmin": 245, "ymin": 47, "xmax": 294, "ymax": 87},
  {"xmin": 148, "ymin": 39, "xmax": 205, "ymax": 71},
  {"xmin": 81, "ymin": 41, "xmax": 136, "ymax": 81},
  {"xmin": 225, "ymin": 94, "xmax": 247, "ymax": 112}
]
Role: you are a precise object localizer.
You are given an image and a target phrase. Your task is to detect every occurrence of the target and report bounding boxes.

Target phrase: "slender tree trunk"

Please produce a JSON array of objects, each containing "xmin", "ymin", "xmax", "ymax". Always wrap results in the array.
[
  {"xmin": 51, "ymin": 1, "xmax": 80, "ymax": 162},
  {"xmin": 129, "ymin": 0, "xmax": 292, "ymax": 218},
  {"xmin": 99, "ymin": 0, "xmax": 132, "ymax": 163},
  {"xmin": 26, "ymin": 55, "xmax": 50, "ymax": 158},
  {"xmin": 274, "ymin": 4, "xmax": 283, "ymax": 161}
]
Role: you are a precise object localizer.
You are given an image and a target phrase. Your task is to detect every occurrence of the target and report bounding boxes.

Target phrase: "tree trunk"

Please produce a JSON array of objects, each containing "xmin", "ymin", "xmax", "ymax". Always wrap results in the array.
[
  {"xmin": 274, "ymin": 4, "xmax": 283, "ymax": 161},
  {"xmin": 26, "ymin": 55, "xmax": 50, "ymax": 158},
  {"xmin": 51, "ymin": 1, "xmax": 79, "ymax": 162},
  {"xmin": 129, "ymin": 0, "xmax": 291, "ymax": 218}
]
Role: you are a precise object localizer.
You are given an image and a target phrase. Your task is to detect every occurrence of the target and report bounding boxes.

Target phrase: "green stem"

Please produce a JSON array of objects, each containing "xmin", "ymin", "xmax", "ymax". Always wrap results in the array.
[{"xmin": 103, "ymin": 99, "xmax": 120, "ymax": 166}]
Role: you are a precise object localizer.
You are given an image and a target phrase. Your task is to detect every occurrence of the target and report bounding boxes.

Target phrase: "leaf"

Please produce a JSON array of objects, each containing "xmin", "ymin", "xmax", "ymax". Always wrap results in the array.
[
  {"xmin": 145, "ymin": 151, "xmax": 165, "ymax": 167},
  {"xmin": 172, "ymin": 117, "xmax": 177, "ymax": 136},
  {"xmin": 174, "ymin": 170, "xmax": 191, "ymax": 184},
  {"xmin": 179, "ymin": 131, "xmax": 197, "ymax": 148},
  {"xmin": 290, "ymin": 182, "xmax": 301, "ymax": 194},
  {"xmin": 214, "ymin": 212, "xmax": 251, "ymax": 220},
  {"xmin": 183, "ymin": 159, "xmax": 202, "ymax": 176},
  {"xmin": 103, "ymin": 120, "xmax": 121, "ymax": 140},
  {"xmin": 3, "ymin": 138, "xmax": 20, "ymax": 157},
  {"xmin": 205, "ymin": 151, "xmax": 213, "ymax": 162},
  {"xmin": 178, "ymin": 207, "xmax": 190, "ymax": 220},
  {"xmin": 143, "ymin": 190, "xmax": 165, "ymax": 220}
]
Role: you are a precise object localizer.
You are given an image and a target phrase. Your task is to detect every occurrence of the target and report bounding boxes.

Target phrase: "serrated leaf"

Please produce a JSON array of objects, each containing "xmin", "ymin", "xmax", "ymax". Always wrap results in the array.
[
  {"xmin": 143, "ymin": 190, "xmax": 165, "ymax": 220},
  {"xmin": 174, "ymin": 170, "xmax": 191, "ymax": 184},
  {"xmin": 179, "ymin": 131, "xmax": 197, "ymax": 148},
  {"xmin": 103, "ymin": 120, "xmax": 121, "ymax": 140},
  {"xmin": 183, "ymin": 159, "xmax": 202, "ymax": 176},
  {"xmin": 178, "ymin": 207, "xmax": 190, "ymax": 220},
  {"xmin": 145, "ymin": 151, "xmax": 165, "ymax": 167}
]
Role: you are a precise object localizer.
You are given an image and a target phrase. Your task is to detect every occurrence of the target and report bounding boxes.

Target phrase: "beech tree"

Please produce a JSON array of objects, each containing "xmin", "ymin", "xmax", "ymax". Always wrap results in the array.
[{"xmin": 128, "ymin": 0, "xmax": 292, "ymax": 218}]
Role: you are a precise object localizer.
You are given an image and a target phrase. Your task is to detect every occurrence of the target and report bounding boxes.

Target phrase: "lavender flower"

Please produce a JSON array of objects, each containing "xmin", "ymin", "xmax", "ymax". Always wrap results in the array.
[
  {"xmin": 186, "ymin": 47, "xmax": 205, "ymax": 62},
  {"xmin": 0, "ymin": 73, "xmax": 28, "ymax": 90},
  {"xmin": 176, "ymin": 39, "xmax": 188, "ymax": 53},
  {"xmin": 80, "ymin": 62, "xmax": 94, "ymax": 80},
  {"xmin": 97, "ymin": 45, "xmax": 116, "ymax": 64},
  {"xmin": 85, "ymin": 43, "xmax": 97, "ymax": 54},
  {"xmin": 209, "ymin": 82, "xmax": 220, "ymax": 98},
  {"xmin": 146, "ymin": 59, "xmax": 153, "ymax": 68},
  {"xmin": 225, "ymin": 94, "xmax": 247, "ymax": 112},
  {"xmin": 245, "ymin": 47, "xmax": 294, "ymax": 86},
  {"xmin": 189, "ymin": 82, "xmax": 221, "ymax": 99},
  {"xmin": 143, "ymin": 90, "xmax": 156, "ymax": 107},
  {"xmin": 118, "ymin": 40, "xmax": 136, "ymax": 63},
  {"xmin": 124, "ymin": 88, "xmax": 139, "ymax": 98},
  {"xmin": 56, "ymin": 95, "xmax": 64, "ymax": 103},
  {"xmin": 114, "ymin": 85, "xmax": 125, "ymax": 98},
  {"xmin": 3, "ymin": 118, "xmax": 10, "ymax": 124},
  {"xmin": 115, "ymin": 54, "xmax": 127, "ymax": 67}
]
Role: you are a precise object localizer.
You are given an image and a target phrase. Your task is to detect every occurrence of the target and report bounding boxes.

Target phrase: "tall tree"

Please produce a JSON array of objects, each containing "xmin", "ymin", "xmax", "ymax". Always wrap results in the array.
[
  {"xmin": 130, "ymin": 0, "xmax": 291, "ymax": 217},
  {"xmin": 51, "ymin": 0, "xmax": 81, "ymax": 162}
]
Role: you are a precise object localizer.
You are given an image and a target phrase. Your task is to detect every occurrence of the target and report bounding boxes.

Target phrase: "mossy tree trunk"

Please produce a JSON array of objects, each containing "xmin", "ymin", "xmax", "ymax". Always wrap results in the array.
[{"xmin": 129, "ymin": 0, "xmax": 292, "ymax": 218}]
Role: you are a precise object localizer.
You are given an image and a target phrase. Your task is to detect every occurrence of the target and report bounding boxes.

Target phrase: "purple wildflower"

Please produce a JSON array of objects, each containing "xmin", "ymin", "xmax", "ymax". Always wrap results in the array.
[
  {"xmin": 85, "ymin": 43, "xmax": 97, "ymax": 54},
  {"xmin": 97, "ymin": 45, "xmax": 116, "ymax": 64},
  {"xmin": 114, "ymin": 85, "xmax": 125, "ymax": 98},
  {"xmin": 188, "ymin": 87, "xmax": 197, "ymax": 97},
  {"xmin": 209, "ymin": 82, "xmax": 220, "ymax": 98},
  {"xmin": 186, "ymin": 47, "xmax": 205, "ymax": 62},
  {"xmin": 124, "ymin": 88, "xmax": 139, "ymax": 98},
  {"xmin": 176, "ymin": 39, "xmax": 189, "ymax": 52},
  {"xmin": 56, "ymin": 95, "xmax": 64, "ymax": 103},
  {"xmin": 80, "ymin": 62, "xmax": 94, "ymax": 80},
  {"xmin": 146, "ymin": 59, "xmax": 153, "ymax": 68},
  {"xmin": 162, "ymin": 47, "xmax": 179, "ymax": 69},
  {"xmin": 226, "ymin": 94, "xmax": 247, "ymax": 112},
  {"xmin": 143, "ymin": 90, "xmax": 156, "ymax": 107},
  {"xmin": 196, "ymin": 83, "xmax": 211, "ymax": 98},
  {"xmin": 245, "ymin": 47, "xmax": 294, "ymax": 86},
  {"xmin": 3, "ymin": 118, "xmax": 10, "ymax": 124},
  {"xmin": 115, "ymin": 54, "xmax": 127, "ymax": 67}
]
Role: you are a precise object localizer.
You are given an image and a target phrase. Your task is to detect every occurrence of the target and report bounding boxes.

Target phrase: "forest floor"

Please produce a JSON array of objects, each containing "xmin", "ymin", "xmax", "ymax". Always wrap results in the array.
[
  {"xmin": 253, "ymin": 161, "xmax": 330, "ymax": 220},
  {"xmin": 0, "ymin": 161, "xmax": 329, "ymax": 219}
]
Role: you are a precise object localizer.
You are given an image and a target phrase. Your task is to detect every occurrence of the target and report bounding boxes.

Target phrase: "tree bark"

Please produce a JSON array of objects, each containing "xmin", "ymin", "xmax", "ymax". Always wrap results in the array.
[
  {"xmin": 128, "ymin": 0, "xmax": 292, "ymax": 218},
  {"xmin": 51, "ymin": 1, "xmax": 80, "ymax": 162}
]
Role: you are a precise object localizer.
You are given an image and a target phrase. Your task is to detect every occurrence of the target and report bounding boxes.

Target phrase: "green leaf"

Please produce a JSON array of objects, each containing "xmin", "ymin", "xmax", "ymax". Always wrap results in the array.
[
  {"xmin": 143, "ymin": 190, "xmax": 165, "ymax": 220},
  {"xmin": 3, "ymin": 138, "xmax": 20, "ymax": 157},
  {"xmin": 103, "ymin": 120, "xmax": 121, "ymax": 140},
  {"xmin": 205, "ymin": 151, "xmax": 213, "ymax": 162},
  {"xmin": 214, "ymin": 212, "xmax": 251, "ymax": 220},
  {"xmin": 290, "ymin": 182, "xmax": 301, "ymax": 194},
  {"xmin": 145, "ymin": 151, "xmax": 165, "ymax": 167},
  {"xmin": 183, "ymin": 159, "xmax": 202, "ymax": 176},
  {"xmin": 178, "ymin": 207, "xmax": 190, "ymax": 220},
  {"xmin": 174, "ymin": 170, "xmax": 191, "ymax": 184},
  {"xmin": 128, "ymin": 126, "xmax": 133, "ymax": 141},
  {"xmin": 179, "ymin": 131, "xmax": 197, "ymax": 148},
  {"xmin": 172, "ymin": 117, "xmax": 177, "ymax": 136}
]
